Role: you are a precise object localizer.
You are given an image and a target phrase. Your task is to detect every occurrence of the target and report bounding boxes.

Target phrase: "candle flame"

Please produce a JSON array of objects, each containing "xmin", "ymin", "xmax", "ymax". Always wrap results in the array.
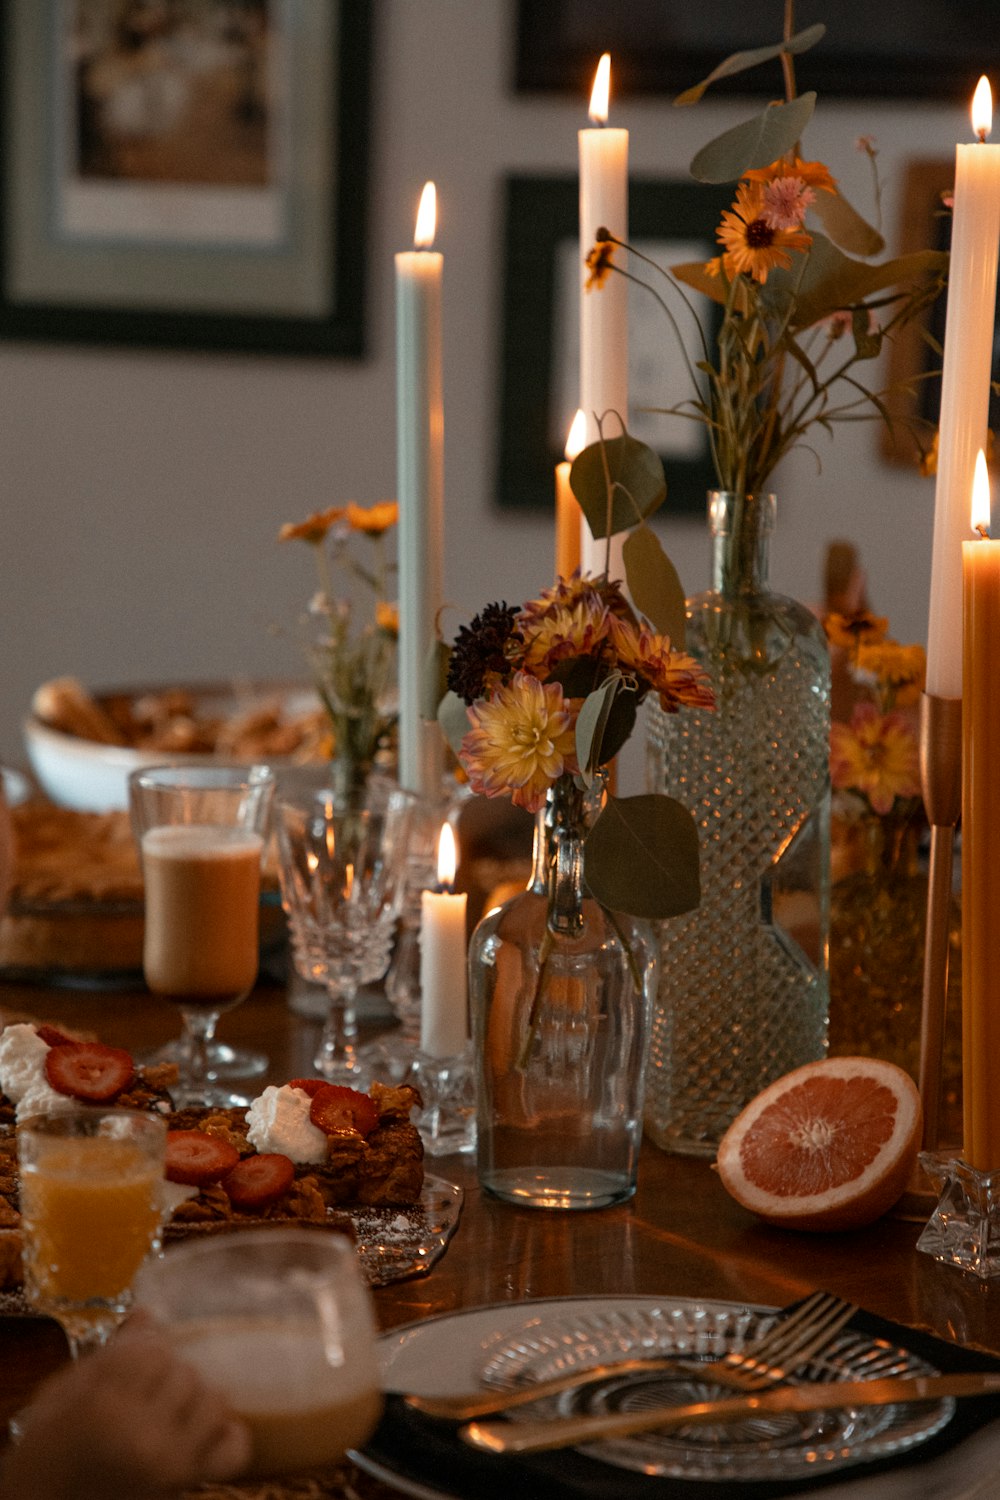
[
  {"xmin": 565, "ymin": 409, "xmax": 587, "ymax": 461},
  {"xmin": 436, "ymin": 821, "xmax": 457, "ymax": 890},
  {"xmin": 973, "ymin": 76, "xmax": 993, "ymax": 140},
  {"xmin": 414, "ymin": 181, "xmax": 437, "ymax": 248},
  {"xmin": 589, "ymin": 53, "xmax": 611, "ymax": 124},
  {"xmin": 972, "ymin": 448, "xmax": 992, "ymax": 535}
]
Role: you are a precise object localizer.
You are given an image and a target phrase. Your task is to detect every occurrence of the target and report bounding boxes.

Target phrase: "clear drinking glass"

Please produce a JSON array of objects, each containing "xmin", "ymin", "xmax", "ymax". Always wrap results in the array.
[
  {"xmin": 129, "ymin": 763, "xmax": 275, "ymax": 1108},
  {"xmin": 18, "ymin": 1108, "xmax": 167, "ymax": 1358},
  {"xmin": 276, "ymin": 786, "xmax": 414, "ymax": 1085},
  {"xmin": 133, "ymin": 1228, "xmax": 383, "ymax": 1479}
]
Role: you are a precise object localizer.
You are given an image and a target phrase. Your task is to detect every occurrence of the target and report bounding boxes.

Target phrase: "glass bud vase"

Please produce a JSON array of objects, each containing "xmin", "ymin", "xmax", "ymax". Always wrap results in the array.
[
  {"xmin": 468, "ymin": 775, "xmax": 658, "ymax": 1210},
  {"xmin": 646, "ymin": 492, "xmax": 831, "ymax": 1155}
]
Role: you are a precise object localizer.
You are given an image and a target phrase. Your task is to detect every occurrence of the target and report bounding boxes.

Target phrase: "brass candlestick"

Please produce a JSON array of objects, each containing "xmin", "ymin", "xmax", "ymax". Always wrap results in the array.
[{"xmin": 917, "ymin": 691, "xmax": 962, "ymax": 1152}]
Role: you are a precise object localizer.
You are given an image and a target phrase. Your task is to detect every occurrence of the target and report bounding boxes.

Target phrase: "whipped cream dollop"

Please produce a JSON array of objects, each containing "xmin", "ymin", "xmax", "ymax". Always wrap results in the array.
[
  {"xmin": 245, "ymin": 1085, "xmax": 327, "ymax": 1164},
  {"xmin": 0, "ymin": 1024, "xmax": 73, "ymax": 1119}
]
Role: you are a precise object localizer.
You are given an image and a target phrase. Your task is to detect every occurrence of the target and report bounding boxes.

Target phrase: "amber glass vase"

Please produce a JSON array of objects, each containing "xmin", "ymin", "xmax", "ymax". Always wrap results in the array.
[{"xmin": 828, "ymin": 809, "xmax": 962, "ymax": 1127}]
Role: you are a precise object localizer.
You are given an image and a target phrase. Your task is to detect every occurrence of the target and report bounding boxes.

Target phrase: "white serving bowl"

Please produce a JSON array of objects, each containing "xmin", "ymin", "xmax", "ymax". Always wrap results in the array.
[{"xmin": 24, "ymin": 681, "xmax": 323, "ymax": 813}]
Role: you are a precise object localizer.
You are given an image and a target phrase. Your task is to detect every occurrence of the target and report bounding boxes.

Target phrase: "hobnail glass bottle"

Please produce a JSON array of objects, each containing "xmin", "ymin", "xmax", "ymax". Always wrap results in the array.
[
  {"xmin": 646, "ymin": 492, "xmax": 831, "ymax": 1155},
  {"xmin": 468, "ymin": 775, "xmax": 658, "ymax": 1210}
]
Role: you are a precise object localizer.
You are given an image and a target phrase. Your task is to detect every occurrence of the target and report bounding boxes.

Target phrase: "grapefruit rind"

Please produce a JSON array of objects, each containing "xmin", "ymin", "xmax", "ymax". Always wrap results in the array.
[{"xmin": 715, "ymin": 1057, "xmax": 922, "ymax": 1233}]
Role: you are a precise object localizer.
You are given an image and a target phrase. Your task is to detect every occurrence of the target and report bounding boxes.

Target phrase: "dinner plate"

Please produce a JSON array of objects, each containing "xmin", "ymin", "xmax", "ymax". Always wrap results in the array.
[{"xmin": 355, "ymin": 1295, "xmax": 952, "ymax": 1498}]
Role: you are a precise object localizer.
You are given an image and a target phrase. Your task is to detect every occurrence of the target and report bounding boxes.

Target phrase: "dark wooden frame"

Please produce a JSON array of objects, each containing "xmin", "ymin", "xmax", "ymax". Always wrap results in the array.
[
  {"xmin": 514, "ymin": 2, "xmax": 992, "ymax": 102},
  {"xmin": 496, "ymin": 174, "xmax": 732, "ymax": 517},
  {"xmin": 0, "ymin": 1, "xmax": 373, "ymax": 356}
]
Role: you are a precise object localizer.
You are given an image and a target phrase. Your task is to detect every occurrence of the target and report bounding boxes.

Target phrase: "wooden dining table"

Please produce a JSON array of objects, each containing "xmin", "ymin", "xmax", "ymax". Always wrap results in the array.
[{"xmin": 2, "ymin": 969, "xmax": 999, "ymax": 1497}]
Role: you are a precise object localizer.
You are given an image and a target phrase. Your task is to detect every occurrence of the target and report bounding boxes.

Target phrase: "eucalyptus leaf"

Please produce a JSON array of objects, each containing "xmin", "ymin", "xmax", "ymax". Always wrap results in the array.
[
  {"xmin": 436, "ymin": 690, "xmax": 471, "ymax": 757},
  {"xmin": 570, "ymin": 434, "xmax": 666, "ymax": 539},
  {"xmin": 421, "ymin": 638, "xmax": 451, "ymax": 721},
  {"xmin": 768, "ymin": 235, "xmax": 949, "ymax": 329},
  {"xmin": 547, "ymin": 655, "xmax": 608, "ymax": 699},
  {"xmin": 690, "ymin": 93, "xmax": 816, "ymax": 184},
  {"xmin": 852, "ymin": 306, "xmax": 882, "ymax": 360},
  {"xmin": 596, "ymin": 689, "xmax": 638, "ymax": 765},
  {"xmin": 584, "ymin": 793, "xmax": 701, "ymax": 919},
  {"xmin": 622, "ymin": 525, "xmax": 687, "ymax": 645},
  {"xmin": 674, "ymin": 25, "xmax": 826, "ymax": 106},
  {"xmin": 811, "ymin": 188, "xmax": 884, "ymax": 258},
  {"xmin": 575, "ymin": 677, "xmax": 620, "ymax": 782}
]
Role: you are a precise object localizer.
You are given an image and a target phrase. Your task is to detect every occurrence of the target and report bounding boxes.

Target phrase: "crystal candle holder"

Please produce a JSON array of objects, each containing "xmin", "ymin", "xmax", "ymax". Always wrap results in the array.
[
  {"xmin": 916, "ymin": 1151, "xmax": 1000, "ymax": 1279},
  {"xmin": 410, "ymin": 1046, "xmax": 476, "ymax": 1157}
]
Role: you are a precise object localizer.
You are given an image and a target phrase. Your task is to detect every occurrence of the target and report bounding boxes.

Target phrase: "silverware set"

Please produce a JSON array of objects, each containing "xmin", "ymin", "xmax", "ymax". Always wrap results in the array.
[{"xmin": 398, "ymin": 1290, "xmax": 999, "ymax": 1456}]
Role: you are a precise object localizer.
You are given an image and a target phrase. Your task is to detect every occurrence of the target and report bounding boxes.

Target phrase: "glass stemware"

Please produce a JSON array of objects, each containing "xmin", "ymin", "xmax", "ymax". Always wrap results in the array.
[
  {"xmin": 134, "ymin": 1228, "xmax": 382, "ymax": 1479},
  {"xmin": 276, "ymin": 785, "xmax": 413, "ymax": 1085},
  {"xmin": 129, "ymin": 763, "xmax": 275, "ymax": 1109},
  {"xmin": 18, "ymin": 1108, "xmax": 167, "ymax": 1359}
]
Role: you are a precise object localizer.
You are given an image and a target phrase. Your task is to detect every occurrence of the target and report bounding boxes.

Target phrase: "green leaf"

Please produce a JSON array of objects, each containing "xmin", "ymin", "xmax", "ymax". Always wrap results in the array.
[
  {"xmin": 768, "ymin": 236, "xmax": 949, "ymax": 329},
  {"xmin": 690, "ymin": 94, "xmax": 816, "ymax": 184},
  {"xmin": 852, "ymin": 306, "xmax": 882, "ymax": 360},
  {"xmin": 575, "ymin": 677, "xmax": 620, "ymax": 782},
  {"xmin": 570, "ymin": 434, "xmax": 666, "ymax": 540},
  {"xmin": 672, "ymin": 260, "xmax": 729, "ymax": 308},
  {"xmin": 811, "ymin": 188, "xmax": 884, "ymax": 257},
  {"xmin": 584, "ymin": 793, "xmax": 701, "ymax": 919},
  {"xmin": 674, "ymin": 25, "xmax": 826, "ymax": 106},
  {"xmin": 436, "ymin": 690, "xmax": 471, "ymax": 757},
  {"xmin": 596, "ymin": 689, "xmax": 638, "ymax": 765},
  {"xmin": 622, "ymin": 525, "xmax": 687, "ymax": 645},
  {"xmin": 421, "ymin": 639, "xmax": 451, "ymax": 721},
  {"xmin": 547, "ymin": 655, "xmax": 608, "ymax": 699}
]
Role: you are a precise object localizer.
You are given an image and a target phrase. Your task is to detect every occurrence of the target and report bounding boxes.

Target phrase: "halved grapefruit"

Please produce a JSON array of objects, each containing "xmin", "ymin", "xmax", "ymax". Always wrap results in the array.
[{"xmin": 715, "ymin": 1057, "xmax": 922, "ymax": 1232}]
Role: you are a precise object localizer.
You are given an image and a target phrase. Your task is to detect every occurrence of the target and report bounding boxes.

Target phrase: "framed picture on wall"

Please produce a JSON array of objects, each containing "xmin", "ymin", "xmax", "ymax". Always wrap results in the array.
[
  {"xmin": 0, "ymin": 0, "xmax": 372, "ymax": 355},
  {"xmin": 515, "ymin": 1, "xmax": 991, "ymax": 102},
  {"xmin": 496, "ymin": 174, "xmax": 732, "ymax": 518}
]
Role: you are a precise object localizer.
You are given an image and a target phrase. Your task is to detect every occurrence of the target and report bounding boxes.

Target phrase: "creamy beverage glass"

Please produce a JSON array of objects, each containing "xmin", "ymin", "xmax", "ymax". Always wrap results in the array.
[
  {"xmin": 134, "ymin": 1228, "xmax": 383, "ymax": 1478},
  {"xmin": 129, "ymin": 764, "xmax": 274, "ymax": 1107}
]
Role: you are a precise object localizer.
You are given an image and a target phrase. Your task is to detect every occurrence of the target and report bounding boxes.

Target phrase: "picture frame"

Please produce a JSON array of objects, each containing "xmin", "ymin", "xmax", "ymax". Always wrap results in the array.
[
  {"xmin": 0, "ymin": 0, "xmax": 372, "ymax": 356},
  {"xmin": 496, "ymin": 174, "xmax": 732, "ymax": 517},
  {"xmin": 880, "ymin": 159, "xmax": 955, "ymax": 467},
  {"xmin": 515, "ymin": 2, "xmax": 991, "ymax": 102}
]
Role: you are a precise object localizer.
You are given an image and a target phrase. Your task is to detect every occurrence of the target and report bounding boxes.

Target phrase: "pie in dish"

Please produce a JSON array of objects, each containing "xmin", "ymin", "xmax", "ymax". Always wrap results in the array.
[{"xmin": 0, "ymin": 1021, "xmax": 424, "ymax": 1290}]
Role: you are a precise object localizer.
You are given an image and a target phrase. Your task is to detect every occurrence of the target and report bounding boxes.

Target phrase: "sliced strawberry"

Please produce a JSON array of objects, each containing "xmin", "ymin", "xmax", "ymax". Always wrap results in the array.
[
  {"xmin": 287, "ymin": 1078, "xmax": 329, "ymax": 1099},
  {"xmin": 222, "ymin": 1153, "xmax": 295, "ymax": 1210},
  {"xmin": 309, "ymin": 1084, "xmax": 378, "ymax": 1138},
  {"xmin": 35, "ymin": 1025, "xmax": 75, "ymax": 1048},
  {"xmin": 44, "ymin": 1042, "xmax": 134, "ymax": 1102},
  {"xmin": 165, "ymin": 1130, "xmax": 240, "ymax": 1186}
]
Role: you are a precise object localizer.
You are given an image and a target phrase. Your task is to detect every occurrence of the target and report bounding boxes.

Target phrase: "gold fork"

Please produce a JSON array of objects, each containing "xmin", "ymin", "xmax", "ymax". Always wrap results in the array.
[{"xmin": 403, "ymin": 1290, "xmax": 857, "ymax": 1421}]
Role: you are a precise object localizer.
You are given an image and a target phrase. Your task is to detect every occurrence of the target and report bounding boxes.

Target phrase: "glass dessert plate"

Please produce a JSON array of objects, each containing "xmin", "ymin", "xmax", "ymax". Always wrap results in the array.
[{"xmin": 478, "ymin": 1301, "xmax": 952, "ymax": 1482}]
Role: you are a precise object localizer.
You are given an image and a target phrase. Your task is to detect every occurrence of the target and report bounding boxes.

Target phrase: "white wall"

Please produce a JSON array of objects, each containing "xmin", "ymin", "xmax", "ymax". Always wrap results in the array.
[{"xmin": 0, "ymin": 1, "xmax": 967, "ymax": 766}]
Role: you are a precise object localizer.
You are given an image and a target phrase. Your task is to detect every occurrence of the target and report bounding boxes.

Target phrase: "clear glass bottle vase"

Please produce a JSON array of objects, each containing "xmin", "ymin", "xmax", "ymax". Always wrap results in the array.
[
  {"xmin": 646, "ymin": 492, "xmax": 831, "ymax": 1155},
  {"xmin": 468, "ymin": 775, "xmax": 658, "ymax": 1210}
]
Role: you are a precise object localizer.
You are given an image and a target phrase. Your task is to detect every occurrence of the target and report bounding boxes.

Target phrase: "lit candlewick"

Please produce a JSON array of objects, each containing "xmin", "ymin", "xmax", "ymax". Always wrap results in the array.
[
  {"xmin": 395, "ymin": 180, "xmax": 446, "ymax": 798},
  {"xmin": 579, "ymin": 52, "xmax": 628, "ymax": 577},
  {"xmin": 925, "ymin": 76, "xmax": 1000, "ymax": 698},
  {"xmin": 555, "ymin": 408, "xmax": 587, "ymax": 579},
  {"xmin": 419, "ymin": 822, "xmax": 468, "ymax": 1059},
  {"xmin": 961, "ymin": 448, "xmax": 1000, "ymax": 1171}
]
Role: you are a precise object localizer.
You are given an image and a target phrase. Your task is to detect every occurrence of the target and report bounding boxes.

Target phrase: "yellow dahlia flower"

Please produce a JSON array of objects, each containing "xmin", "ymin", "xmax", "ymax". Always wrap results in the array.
[
  {"xmin": 830, "ymin": 704, "xmax": 920, "ymax": 816},
  {"xmin": 460, "ymin": 672, "xmax": 578, "ymax": 813}
]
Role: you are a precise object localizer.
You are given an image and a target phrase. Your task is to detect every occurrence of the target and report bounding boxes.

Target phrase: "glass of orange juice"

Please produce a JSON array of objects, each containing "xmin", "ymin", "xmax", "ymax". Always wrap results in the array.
[
  {"xmin": 134, "ymin": 1228, "xmax": 383, "ymax": 1478},
  {"xmin": 129, "ymin": 763, "xmax": 275, "ymax": 1108},
  {"xmin": 18, "ymin": 1108, "xmax": 167, "ymax": 1357}
]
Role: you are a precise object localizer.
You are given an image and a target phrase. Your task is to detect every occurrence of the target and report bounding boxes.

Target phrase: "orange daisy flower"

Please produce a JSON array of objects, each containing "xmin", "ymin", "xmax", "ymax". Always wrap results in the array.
[
  {"xmin": 346, "ymin": 500, "xmax": 399, "ymax": 535},
  {"xmin": 716, "ymin": 181, "xmax": 811, "ymax": 284},
  {"xmin": 278, "ymin": 506, "xmax": 347, "ymax": 545}
]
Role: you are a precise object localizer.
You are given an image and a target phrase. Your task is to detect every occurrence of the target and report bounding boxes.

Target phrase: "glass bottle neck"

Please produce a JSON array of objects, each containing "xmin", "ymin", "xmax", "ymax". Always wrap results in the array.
[
  {"xmin": 709, "ymin": 491, "xmax": 776, "ymax": 596},
  {"xmin": 529, "ymin": 776, "xmax": 595, "ymax": 936}
]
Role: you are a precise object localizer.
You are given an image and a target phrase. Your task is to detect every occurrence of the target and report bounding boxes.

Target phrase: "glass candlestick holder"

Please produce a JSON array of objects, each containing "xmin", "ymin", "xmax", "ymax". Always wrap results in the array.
[
  {"xmin": 917, "ymin": 1151, "xmax": 1000, "ymax": 1279},
  {"xmin": 410, "ymin": 1045, "xmax": 476, "ymax": 1157}
]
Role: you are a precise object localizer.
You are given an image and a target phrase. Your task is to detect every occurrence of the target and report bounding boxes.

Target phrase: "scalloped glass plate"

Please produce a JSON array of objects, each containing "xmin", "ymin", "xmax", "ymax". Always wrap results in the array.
[{"xmin": 479, "ymin": 1302, "xmax": 954, "ymax": 1482}]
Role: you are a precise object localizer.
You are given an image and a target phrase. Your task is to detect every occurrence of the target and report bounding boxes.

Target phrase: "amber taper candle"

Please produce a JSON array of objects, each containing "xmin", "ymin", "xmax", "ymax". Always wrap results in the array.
[{"xmin": 962, "ymin": 451, "xmax": 1000, "ymax": 1170}]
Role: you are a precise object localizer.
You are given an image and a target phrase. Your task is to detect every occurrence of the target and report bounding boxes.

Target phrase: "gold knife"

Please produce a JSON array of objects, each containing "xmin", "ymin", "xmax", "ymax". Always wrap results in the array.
[{"xmin": 462, "ymin": 1372, "xmax": 1000, "ymax": 1455}]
